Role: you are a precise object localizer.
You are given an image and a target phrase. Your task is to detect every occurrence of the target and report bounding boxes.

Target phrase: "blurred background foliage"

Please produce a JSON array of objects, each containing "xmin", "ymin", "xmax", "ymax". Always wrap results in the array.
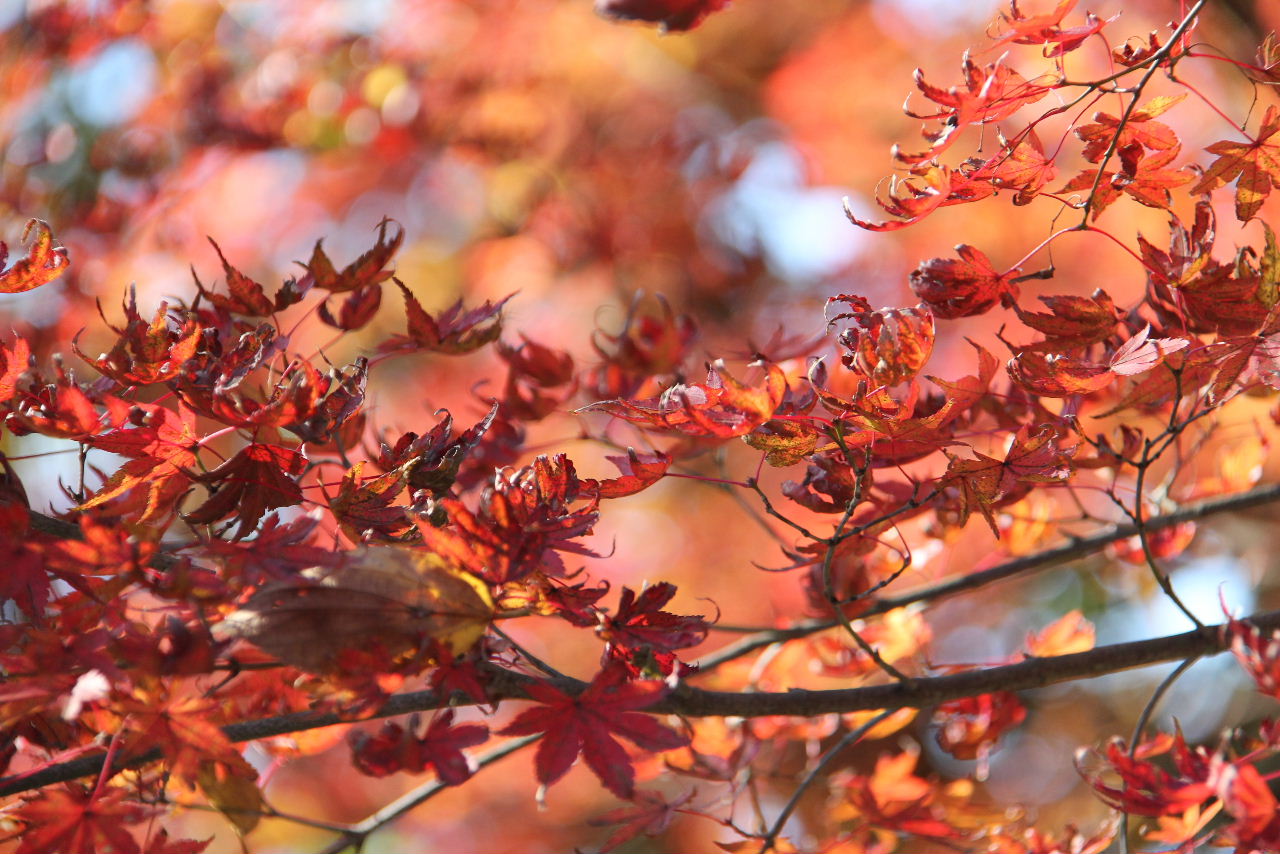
[{"xmin": 2, "ymin": 0, "xmax": 1280, "ymax": 850}]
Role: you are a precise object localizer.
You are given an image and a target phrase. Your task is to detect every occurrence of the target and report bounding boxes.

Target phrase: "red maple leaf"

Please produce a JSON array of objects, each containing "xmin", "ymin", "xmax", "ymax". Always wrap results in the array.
[
  {"xmin": 427, "ymin": 649, "xmax": 493, "ymax": 707},
  {"xmin": 0, "ymin": 336, "xmax": 28, "ymax": 404},
  {"xmin": 967, "ymin": 129, "xmax": 1057, "ymax": 205},
  {"xmin": 428, "ymin": 453, "xmax": 600, "ymax": 582},
  {"xmin": 377, "ymin": 404, "xmax": 497, "ymax": 497},
  {"xmin": 1228, "ymin": 618, "xmax": 1280, "ymax": 701},
  {"xmin": 15, "ymin": 785, "xmax": 154, "ymax": 854},
  {"xmin": 836, "ymin": 748, "xmax": 964, "ymax": 840},
  {"xmin": 329, "ymin": 461, "xmax": 416, "ymax": 543},
  {"xmin": 95, "ymin": 683, "xmax": 241, "ymax": 785},
  {"xmin": 895, "ymin": 54, "xmax": 1050, "ymax": 165},
  {"xmin": 197, "ymin": 238, "xmax": 302, "ymax": 316},
  {"xmin": 498, "ymin": 336, "xmax": 576, "ymax": 421},
  {"xmin": 836, "ymin": 302, "xmax": 935, "ymax": 387},
  {"xmin": 195, "ymin": 358, "xmax": 332, "ymax": 430},
  {"xmin": 933, "ymin": 691, "xmax": 1027, "ymax": 761},
  {"xmin": 589, "ymin": 449, "xmax": 671, "ymax": 499},
  {"xmin": 350, "ymin": 709, "xmax": 489, "ymax": 783},
  {"xmin": 1192, "ymin": 104, "xmax": 1280, "ymax": 222},
  {"xmin": 1205, "ymin": 307, "xmax": 1280, "ymax": 402},
  {"xmin": 1078, "ymin": 731, "xmax": 1212, "ymax": 817},
  {"xmin": 909, "ymin": 244, "xmax": 1017, "ymax": 319},
  {"xmin": 380, "ymin": 280, "xmax": 513, "ymax": 356},
  {"xmin": 1215, "ymin": 760, "xmax": 1280, "ymax": 850},
  {"xmin": 282, "ymin": 357, "xmax": 368, "ymax": 444},
  {"xmin": 598, "ymin": 582, "xmax": 708, "ymax": 676},
  {"xmin": 500, "ymin": 664, "xmax": 688, "ymax": 799},
  {"xmin": 1111, "ymin": 29, "xmax": 1184, "ymax": 67},
  {"xmin": 1060, "ymin": 144, "xmax": 1191, "ymax": 217},
  {"xmin": 195, "ymin": 511, "xmax": 340, "ymax": 586},
  {"xmin": 1013, "ymin": 289, "xmax": 1121, "ymax": 350},
  {"xmin": 845, "ymin": 164, "xmax": 954, "ymax": 232},
  {"xmin": 942, "ymin": 423, "xmax": 1074, "ymax": 533},
  {"xmin": 987, "ymin": 0, "xmax": 1115, "ymax": 57},
  {"xmin": 317, "ymin": 283, "xmax": 381, "ymax": 331},
  {"xmin": 1006, "ymin": 350, "xmax": 1113, "ymax": 398},
  {"xmin": 303, "ymin": 218, "xmax": 403, "ymax": 294},
  {"xmin": 588, "ymin": 789, "xmax": 697, "ymax": 853},
  {"xmin": 184, "ymin": 442, "xmax": 306, "ymax": 539},
  {"xmin": 0, "ymin": 219, "xmax": 69, "ymax": 294},
  {"xmin": 144, "ymin": 829, "xmax": 212, "ymax": 854},
  {"xmin": 586, "ymin": 295, "xmax": 697, "ymax": 400},
  {"xmin": 0, "ymin": 528, "xmax": 47, "ymax": 621},
  {"xmin": 5, "ymin": 366, "xmax": 117, "ymax": 440},
  {"xmin": 1106, "ymin": 325, "xmax": 1188, "ymax": 376},
  {"xmin": 1094, "ymin": 345, "xmax": 1221, "ymax": 417}
]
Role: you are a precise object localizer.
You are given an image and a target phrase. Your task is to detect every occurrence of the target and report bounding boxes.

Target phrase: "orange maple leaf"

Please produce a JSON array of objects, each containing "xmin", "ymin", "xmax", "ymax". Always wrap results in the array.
[
  {"xmin": 0, "ymin": 219, "xmax": 69, "ymax": 294},
  {"xmin": 80, "ymin": 404, "xmax": 200, "ymax": 523},
  {"xmin": 1192, "ymin": 104, "xmax": 1280, "ymax": 222}
]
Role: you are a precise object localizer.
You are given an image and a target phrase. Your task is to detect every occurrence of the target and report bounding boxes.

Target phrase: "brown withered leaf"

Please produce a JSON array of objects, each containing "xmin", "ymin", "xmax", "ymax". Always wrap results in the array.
[
  {"xmin": 196, "ymin": 756, "xmax": 264, "ymax": 837},
  {"xmin": 215, "ymin": 547, "xmax": 493, "ymax": 672}
]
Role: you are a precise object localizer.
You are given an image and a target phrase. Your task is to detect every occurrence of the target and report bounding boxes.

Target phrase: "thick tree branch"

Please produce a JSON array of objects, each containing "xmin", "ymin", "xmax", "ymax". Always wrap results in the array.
[
  {"xmin": 29, "ymin": 509, "xmax": 181, "ymax": 571},
  {"xmin": 4, "ymin": 610, "xmax": 1275, "ymax": 800}
]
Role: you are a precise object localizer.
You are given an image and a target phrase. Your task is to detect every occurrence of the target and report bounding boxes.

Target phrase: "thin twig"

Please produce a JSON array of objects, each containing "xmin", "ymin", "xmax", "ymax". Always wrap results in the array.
[
  {"xmin": 822, "ymin": 432, "xmax": 909, "ymax": 681},
  {"xmin": 1076, "ymin": 0, "xmax": 1205, "ymax": 223},
  {"xmin": 490, "ymin": 625, "xmax": 569, "ymax": 680},
  {"xmin": 1118, "ymin": 655, "xmax": 1200, "ymax": 854},
  {"xmin": 759, "ymin": 709, "xmax": 894, "ymax": 854},
  {"xmin": 697, "ymin": 482, "xmax": 1280, "ymax": 671},
  {"xmin": 316, "ymin": 735, "xmax": 541, "ymax": 854}
]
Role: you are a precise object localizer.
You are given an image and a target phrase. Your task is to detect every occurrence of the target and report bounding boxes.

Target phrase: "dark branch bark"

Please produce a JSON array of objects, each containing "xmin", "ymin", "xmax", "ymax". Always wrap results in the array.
[
  {"xmin": 3, "ymin": 609, "xmax": 1275, "ymax": 800},
  {"xmin": 29, "ymin": 510, "xmax": 181, "ymax": 571}
]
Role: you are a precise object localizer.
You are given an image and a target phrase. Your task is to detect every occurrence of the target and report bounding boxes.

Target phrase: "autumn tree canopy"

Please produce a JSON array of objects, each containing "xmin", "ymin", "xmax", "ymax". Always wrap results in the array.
[{"xmin": 3, "ymin": 0, "xmax": 1280, "ymax": 851}]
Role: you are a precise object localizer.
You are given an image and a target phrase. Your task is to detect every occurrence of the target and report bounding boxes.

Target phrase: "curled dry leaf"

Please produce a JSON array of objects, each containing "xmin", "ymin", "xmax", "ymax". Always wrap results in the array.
[
  {"xmin": 215, "ymin": 547, "xmax": 493, "ymax": 672},
  {"xmin": 0, "ymin": 219, "xmax": 69, "ymax": 294}
]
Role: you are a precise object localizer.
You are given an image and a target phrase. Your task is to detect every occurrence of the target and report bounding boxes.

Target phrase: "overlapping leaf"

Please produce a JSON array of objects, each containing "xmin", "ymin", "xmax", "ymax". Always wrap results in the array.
[
  {"xmin": 350, "ymin": 710, "xmax": 488, "ymax": 783},
  {"xmin": 500, "ymin": 664, "xmax": 688, "ymax": 799},
  {"xmin": 586, "ymin": 362, "xmax": 786, "ymax": 440},
  {"xmin": 381, "ymin": 281, "xmax": 512, "ymax": 356},
  {"xmin": 215, "ymin": 547, "xmax": 493, "ymax": 673}
]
